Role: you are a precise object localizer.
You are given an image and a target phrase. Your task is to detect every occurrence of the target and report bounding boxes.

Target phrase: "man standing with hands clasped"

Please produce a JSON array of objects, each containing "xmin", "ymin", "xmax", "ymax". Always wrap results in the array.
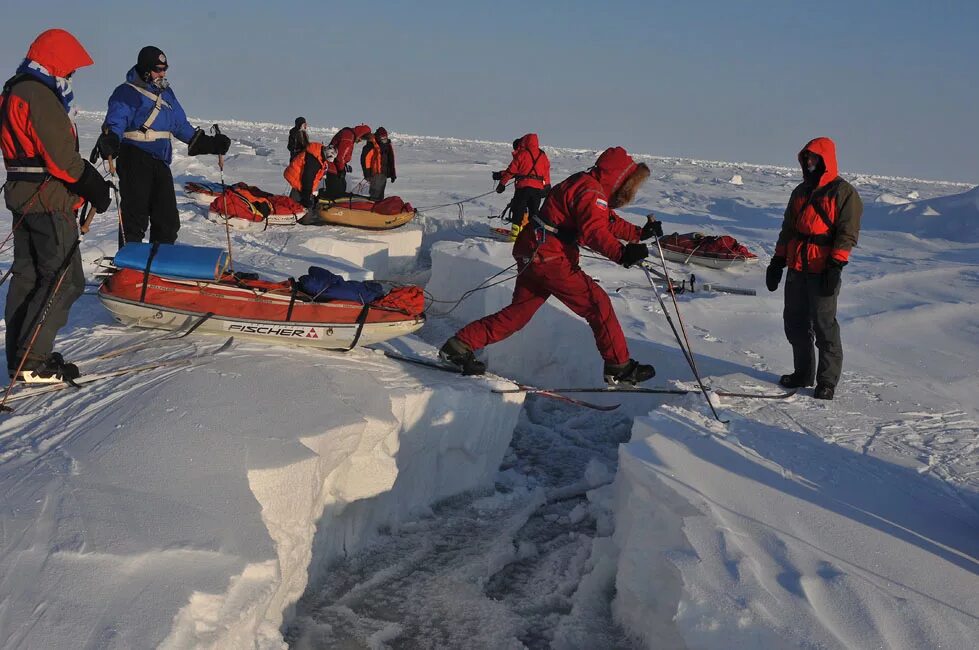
[{"xmin": 766, "ymin": 137, "xmax": 862, "ymax": 401}]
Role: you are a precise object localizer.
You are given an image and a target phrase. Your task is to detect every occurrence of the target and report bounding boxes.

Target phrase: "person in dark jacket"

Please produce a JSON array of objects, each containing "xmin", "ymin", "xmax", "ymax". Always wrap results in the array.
[
  {"xmin": 287, "ymin": 116, "xmax": 309, "ymax": 160},
  {"xmin": 284, "ymin": 141, "xmax": 336, "ymax": 208},
  {"xmin": 1, "ymin": 29, "xmax": 112, "ymax": 382},
  {"xmin": 97, "ymin": 46, "xmax": 231, "ymax": 244},
  {"xmin": 440, "ymin": 147, "xmax": 662, "ymax": 385},
  {"xmin": 360, "ymin": 127, "xmax": 396, "ymax": 200},
  {"xmin": 766, "ymin": 137, "xmax": 862, "ymax": 400}
]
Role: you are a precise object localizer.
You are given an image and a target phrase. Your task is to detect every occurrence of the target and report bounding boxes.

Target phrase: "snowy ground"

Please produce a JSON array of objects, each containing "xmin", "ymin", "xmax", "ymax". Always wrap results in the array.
[{"xmin": 1, "ymin": 112, "xmax": 976, "ymax": 648}]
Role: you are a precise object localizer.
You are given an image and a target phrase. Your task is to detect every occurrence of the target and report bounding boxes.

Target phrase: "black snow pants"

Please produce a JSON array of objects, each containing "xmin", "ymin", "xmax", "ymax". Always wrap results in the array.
[
  {"xmin": 5, "ymin": 211, "xmax": 84, "ymax": 373},
  {"xmin": 117, "ymin": 144, "xmax": 180, "ymax": 244},
  {"xmin": 508, "ymin": 187, "xmax": 546, "ymax": 226},
  {"xmin": 783, "ymin": 269, "xmax": 843, "ymax": 388}
]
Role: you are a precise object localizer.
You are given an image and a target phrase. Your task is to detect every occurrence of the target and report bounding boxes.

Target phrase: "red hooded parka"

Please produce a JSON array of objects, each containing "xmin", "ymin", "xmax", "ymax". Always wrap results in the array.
[{"xmin": 455, "ymin": 147, "xmax": 645, "ymax": 365}]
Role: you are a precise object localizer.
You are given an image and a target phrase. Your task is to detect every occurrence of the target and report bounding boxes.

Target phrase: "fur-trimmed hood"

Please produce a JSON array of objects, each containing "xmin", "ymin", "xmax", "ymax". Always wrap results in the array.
[{"xmin": 592, "ymin": 146, "xmax": 649, "ymax": 208}]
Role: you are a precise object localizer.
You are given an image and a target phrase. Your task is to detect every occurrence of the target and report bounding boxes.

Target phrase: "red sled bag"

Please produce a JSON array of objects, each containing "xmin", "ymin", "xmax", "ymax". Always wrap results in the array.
[
  {"xmin": 371, "ymin": 196, "xmax": 413, "ymax": 215},
  {"xmin": 371, "ymin": 285, "xmax": 425, "ymax": 316},
  {"xmin": 209, "ymin": 188, "xmax": 271, "ymax": 222}
]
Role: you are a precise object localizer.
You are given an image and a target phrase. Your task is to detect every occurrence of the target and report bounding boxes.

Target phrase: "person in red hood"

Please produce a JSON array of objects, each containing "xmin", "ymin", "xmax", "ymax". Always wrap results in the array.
[
  {"xmin": 493, "ymin": 133, "xmax": 551, "ymax": 239},
  {"xmin": 321, "ymin": 124, "xmax": 371, "ymax": 199},
  {"xmin": 766, "ymin": 137, "xmax": 862, "ymax": 400},
  {"xmin": 441, "ymin": 147, "xmax": 663, "ymax": 385},
  {"xmin": 1, "ymin": 29, "xmax": 112, "ymax": 383}
]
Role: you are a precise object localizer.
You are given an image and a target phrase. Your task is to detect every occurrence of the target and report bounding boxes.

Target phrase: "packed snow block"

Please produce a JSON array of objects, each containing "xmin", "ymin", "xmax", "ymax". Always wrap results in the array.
[
  {"xmin": 610, "ymin": 411, "xmax": 979, "ymax": 650},
  {"xmin": 301, "ymin": 224, "xmax": 422, "ymax": 276},
  {"xmin": 0, "ymin": 346, "xmax": 521, "ymax": 650}
]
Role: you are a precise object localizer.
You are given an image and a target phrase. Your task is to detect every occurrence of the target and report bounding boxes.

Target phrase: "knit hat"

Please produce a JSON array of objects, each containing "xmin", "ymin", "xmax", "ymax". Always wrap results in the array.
[
  {"xmin": 295, "ymin": 117, "xmax": 306, "ymax": 128},
  {"xmin": 375, "ymin": 127, "xmax": 388, "ymax": 139},
  {"xmin": 136, "ymin": 46, "xmax": 167, "ymax": 75}
]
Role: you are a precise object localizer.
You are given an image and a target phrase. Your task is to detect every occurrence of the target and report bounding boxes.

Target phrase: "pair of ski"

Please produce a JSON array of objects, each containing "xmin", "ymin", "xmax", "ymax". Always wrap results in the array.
[
  {"xmin": 1, "ymin": 314, "xmax": 228, "ymax": 411},
  {"xmin": 377, "ymin": 350, "xmax": 794, "ymax": 412}
]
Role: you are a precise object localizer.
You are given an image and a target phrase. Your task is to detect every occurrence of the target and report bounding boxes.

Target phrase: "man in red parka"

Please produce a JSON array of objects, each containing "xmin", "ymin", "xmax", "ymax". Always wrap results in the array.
[
  {"xmin": 441, "ymin": 147, "xmax": 663, "ymax": 385},
  {"xmin": 321, "ymin": 124, "xmax": 371, "ymax": 199},
  {"xmin": 493, "ymin": 133, "xmax": 551, "ymax": 239},
  {"xmin": 765, "ymin": 137, "xmax": 862, "ymax": 400},
  {"xmin": 2, "ymin": 29, "xmax": 111, "ymax": 382}
]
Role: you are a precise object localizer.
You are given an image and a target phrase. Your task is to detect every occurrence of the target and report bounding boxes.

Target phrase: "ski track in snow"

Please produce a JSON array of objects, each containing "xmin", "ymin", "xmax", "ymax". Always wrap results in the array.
[{"xmin": 1, "ymin": 112, "xmax": 977, "ymax": 648}]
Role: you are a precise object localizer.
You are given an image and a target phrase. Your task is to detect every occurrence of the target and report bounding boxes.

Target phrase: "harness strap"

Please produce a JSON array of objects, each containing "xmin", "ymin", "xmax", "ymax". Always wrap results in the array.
[
  {"xmin": 139, "ymin": 242, "xmax": 161, "ymax": 303},
  {"xmin": 285, "ymin": 278, "xmax": 299, "ymax": 322},
  {"xmin": 531, "ymin": 214, "xmax": 577, "ymax": 245},
  {"xmin": 122, "ymin": 129, "xmax": 172, "ymax": 142},
  {"xmin": 125, "ymin": 82, "xmax": 171, "ymax": 134},
  {"xmin": 344, "ymin": 304, "xmax": 371, "ymax": 351}
]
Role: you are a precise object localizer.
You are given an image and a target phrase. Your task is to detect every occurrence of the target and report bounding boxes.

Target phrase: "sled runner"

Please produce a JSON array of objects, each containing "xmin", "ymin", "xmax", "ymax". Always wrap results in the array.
[{"xmin": 98, "ymin": 244, "xmax": 425, "ymax": 350}]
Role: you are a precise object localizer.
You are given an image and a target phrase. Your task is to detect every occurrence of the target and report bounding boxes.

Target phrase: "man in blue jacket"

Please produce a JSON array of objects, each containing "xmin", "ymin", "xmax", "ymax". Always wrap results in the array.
[{"xmin": 96, "ymin": 46, "xmax": 230, "ymax": 244}]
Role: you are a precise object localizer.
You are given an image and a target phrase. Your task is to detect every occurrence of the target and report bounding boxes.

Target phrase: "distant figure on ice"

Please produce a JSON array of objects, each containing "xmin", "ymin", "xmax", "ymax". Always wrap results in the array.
[
  {"xmin": 2, "ymin": 29, "xmax": 112, "ymax": 383},
  {"xmin": 360, "ymin": 127, "xmax": 397, "ymax": 200},
  {"xmin": 97, "ymin": 46, "xmax": 231, "ymax": 244},
  {"xmin": 493, "ymin": 133, "xmax": 551, "ymax": 240},
  {"xmin": 284, "ymin": 141, "xmax": 336, "ymax": 208},
  {"xmin": 766, "ymin": 137, "xmax": 863, "ymax": 400},
  {"xmin": 320, "ymin": 124, "xmax": 371, "ymax": 200},
  {"xmin": 288, "ymin": 116, "xmax": 309, "ymax": 160},
  {"xmin": 440, "ymin": 147, "xmax": 664, "ymax": 385}
]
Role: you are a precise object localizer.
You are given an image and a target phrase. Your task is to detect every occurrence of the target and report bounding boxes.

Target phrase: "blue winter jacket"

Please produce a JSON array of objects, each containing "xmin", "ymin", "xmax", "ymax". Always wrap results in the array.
[{"xmin": 103, "ymin": 67, "xmax": 197, "ymax": 164}]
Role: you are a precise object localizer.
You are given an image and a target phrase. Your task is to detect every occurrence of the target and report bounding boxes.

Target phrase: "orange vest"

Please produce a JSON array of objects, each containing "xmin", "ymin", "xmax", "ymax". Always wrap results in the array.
[
  {"xmin": 283, "ymin": 142, "xmax": 326, "ymax": 191},
  {"xmin": 363, "ymin": 142, "xmax": 382, "ymax": 175}
]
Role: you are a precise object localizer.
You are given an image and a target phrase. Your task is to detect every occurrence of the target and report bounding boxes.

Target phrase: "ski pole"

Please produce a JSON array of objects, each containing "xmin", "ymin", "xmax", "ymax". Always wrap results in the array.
[
  {"xmin": 211, "ymin": 124, "xmax": 234, "ymax": 274},
  {"xmin": 1, "ymin": 236, "xmax": 83, "ymax": 412},
  {"xmin": 644, "ymin": 216, "xmax": 726, "ymax": 423}
]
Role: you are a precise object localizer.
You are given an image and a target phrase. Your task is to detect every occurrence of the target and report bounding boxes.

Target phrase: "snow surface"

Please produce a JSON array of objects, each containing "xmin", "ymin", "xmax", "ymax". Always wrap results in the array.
[{"xmin": 1, "ymin": 112, "xmax": 977, "ymax": 648}]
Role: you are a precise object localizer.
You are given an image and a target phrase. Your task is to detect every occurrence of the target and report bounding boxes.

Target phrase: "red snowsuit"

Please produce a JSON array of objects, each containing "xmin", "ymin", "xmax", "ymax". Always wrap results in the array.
[
  {"xmin": 327, "ymin": 124, "xmax": 371, "ymax": 175},
  {"xmin": 455, "ymin": 147, "xmax": 643, "ymax": 364}
]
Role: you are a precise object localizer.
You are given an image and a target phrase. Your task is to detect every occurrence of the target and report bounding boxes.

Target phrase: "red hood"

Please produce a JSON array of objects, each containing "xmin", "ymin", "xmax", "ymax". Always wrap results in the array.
[
  {"xmin": 353, "ymin": 124, "xmax": 372, "ymax": 140},
  {"xmin": 592, "ymin": 146, "xmax": 639, "ymax": 196},
  {"xmin": 26, "ymin": 29, "xmax": 93, "ymax": 78},
  {"xmin": 518, "ymin": 133, "xmax": 540, "ymax": 155},
  {"xmin": 799, "ymin": 137, "xmax": 839, "ymax": 188}
]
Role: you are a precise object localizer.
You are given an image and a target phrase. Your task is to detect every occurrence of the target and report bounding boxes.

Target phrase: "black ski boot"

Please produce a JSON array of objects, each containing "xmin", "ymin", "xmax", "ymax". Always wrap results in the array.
[
  {"xmin": 604, "ymin": 359, "xmax": 655, "ymax": 386},
  {"xmin": 814, "ymin": 384, "xmax": 835, "ymax": 400},
  {"xmin": 13, "ymin": 352, "xmax": 80, "ymax": 384},
  {"xmin": 779, "ymin": 373, "xmax": 814, "ymax": 389},
  {"xmin": 439, "ymin": 337, "xmax": 486, "ymax": 376}
]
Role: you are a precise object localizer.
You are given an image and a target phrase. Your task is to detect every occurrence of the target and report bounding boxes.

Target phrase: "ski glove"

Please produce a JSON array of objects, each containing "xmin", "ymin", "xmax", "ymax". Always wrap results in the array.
[
  {"xmin": 620, "ymin": 243, "xmax": 649, "ymax": 269},
  {"xmin": 766, "ymin": 256, "xmax": 785, "ymax": 292},
  {"xmin": 187, "ymin": 129, "xmax": 231, "ymax": 156},
  {"xmin": 492, "ymin": 171, "xmax": 503, "ymax": 181},
  {"xmin": 96, "ymin": 131, "xmax": 120, "ymax": 160},
  {"xmin": 640, "ymin": 218, "xmax": 664, "ymax": 241},
  {"xmin": 68, "ymin": 161, "xmax": 112, "ymax": 214},
  {"xmin": 495, "ymin": 182, "xmax": 506, "ymax": 194},
  {"xmin": 821, "ymin": 258, "xmax": 845, "ymax": 297}
]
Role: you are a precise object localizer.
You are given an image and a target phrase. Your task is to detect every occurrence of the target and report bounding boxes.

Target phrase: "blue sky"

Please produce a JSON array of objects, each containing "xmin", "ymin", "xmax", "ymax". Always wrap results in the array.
[{"xmin": 3, "ymin": 0, "xmax": 977, "ymax": 182}]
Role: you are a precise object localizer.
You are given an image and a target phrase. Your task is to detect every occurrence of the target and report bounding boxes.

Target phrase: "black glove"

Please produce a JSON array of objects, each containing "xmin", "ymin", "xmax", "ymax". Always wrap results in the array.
[
  {"xmin": 491, "ymin": 171, "xmax": 502, "ymax": 181},
  {"xmin": 640, "ymin": 218, "xmax": 664, "ymax": 241},
  {"xmin": 820, "ymin": 258, "xmax": 845, "ymax": 297},
  {"xmin": 391, "ymin": 177, "xmax": 396, "ymax": 183},
  {"xmin": 68, "ymin": 161, "xmax": 112, "ymax": 214},
  {"xmin": 345, "ymin": 164, "xmax": 353, "ymax": 173},
  {"xmin": 213, "ymin": 133, "xmax": 231, "ymax": 155},
  {"xmin": 495, "ymin": 182, "xmax": 506, "ymax": 194},
  {"xmin": 543, "ymin": 183, "xmax": 551, "ymax": 194},
  {"xmin": 620, "ymin": 243, "xmax": 649, "ymax": 269},
  {"xmin": 766, "ymin": 255, "xmax": 785, "ymax": 292},
  {"xmin": 96, "ymin": 131, "xmax": 120, "ymax": 160}
]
